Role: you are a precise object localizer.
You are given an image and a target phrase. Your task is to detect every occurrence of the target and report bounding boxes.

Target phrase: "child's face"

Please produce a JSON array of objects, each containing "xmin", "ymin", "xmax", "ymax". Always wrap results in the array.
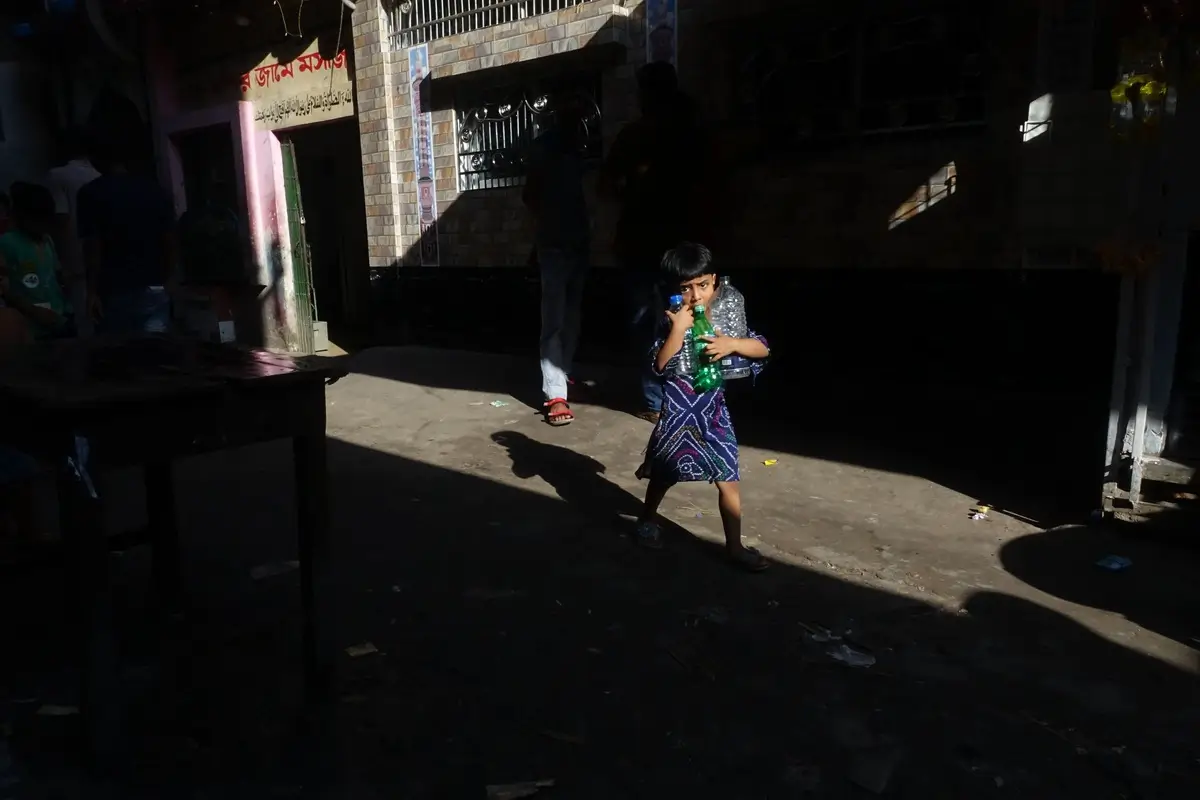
[
  {"xmin": 677, "ymin": 273, "xmax": 717, "ymax": 309},
  {"xmin": 16, "ymin": 213, "xmax": 49, "ymax": 240}
]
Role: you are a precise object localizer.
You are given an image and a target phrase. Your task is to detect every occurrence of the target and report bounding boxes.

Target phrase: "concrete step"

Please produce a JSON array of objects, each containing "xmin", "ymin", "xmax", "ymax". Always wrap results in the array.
[{"xmin": 1140, "ymin": 457, "xmax": 1198, "ymax": 487}]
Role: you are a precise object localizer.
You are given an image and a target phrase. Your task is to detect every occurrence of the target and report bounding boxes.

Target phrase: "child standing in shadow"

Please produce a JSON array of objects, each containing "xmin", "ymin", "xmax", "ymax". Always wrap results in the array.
[
  {"xmin": 0, "ymin": 182, "xmax": 69, "ymax": 339},
  {"xmin": 635, "ymin": 242, "xmax": 771, "ymax": 571}
]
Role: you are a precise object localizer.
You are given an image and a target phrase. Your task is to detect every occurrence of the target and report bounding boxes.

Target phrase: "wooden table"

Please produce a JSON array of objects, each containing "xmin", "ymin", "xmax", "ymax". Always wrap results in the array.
[{"xmin": 0, "ymin": 335, "xmax": 345, "ymax": 765}]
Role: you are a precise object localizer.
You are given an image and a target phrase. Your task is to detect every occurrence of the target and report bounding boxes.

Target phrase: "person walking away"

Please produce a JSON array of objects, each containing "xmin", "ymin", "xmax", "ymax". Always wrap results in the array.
[
  {"xmin": 76, "ymin": 137, "xmax": 178, "ymax": 335},
  {"xmin": 600, "ymin": 63, "xmax": 714, "ymax": 423},
  {"xmin": 634, "ymin": 243, "xmax": 771, "ymax": 571},
  {"xmin": 0, "ymin": 182, "xmax": 70, "ymax": 339},
  {"xmin": 523, "ymin": 102, "xmax": 591, "ymax": 425},
  {"xmin": 45, "ymin": 129, "xmax": 102, "ymax": 336}
]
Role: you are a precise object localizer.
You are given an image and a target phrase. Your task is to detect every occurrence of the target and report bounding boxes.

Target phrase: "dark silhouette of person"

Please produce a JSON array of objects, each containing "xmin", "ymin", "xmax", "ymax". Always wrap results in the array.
[{"xmin": 600, "ymin": 62, "xmax": 714, "ymax": 423}]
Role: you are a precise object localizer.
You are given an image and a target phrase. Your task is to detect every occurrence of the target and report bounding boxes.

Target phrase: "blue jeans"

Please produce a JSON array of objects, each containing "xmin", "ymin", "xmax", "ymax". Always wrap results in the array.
[
  {"xmin": 538, "ymin": 247, "xmax": 589, "ymax": 402},
  {"xmin": 628, "ymin": 273, "xmax": 664, "ymax": 412},
  {"xmin": 99, "ymin": 286, "xmax": 171, "ymax": 336}
]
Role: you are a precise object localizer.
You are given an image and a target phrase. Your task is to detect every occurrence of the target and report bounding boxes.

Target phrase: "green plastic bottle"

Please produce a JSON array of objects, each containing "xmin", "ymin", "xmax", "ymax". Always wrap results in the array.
[{"xmin": 691, "ymin": 304, "xmax": 724, "ymax": 393}]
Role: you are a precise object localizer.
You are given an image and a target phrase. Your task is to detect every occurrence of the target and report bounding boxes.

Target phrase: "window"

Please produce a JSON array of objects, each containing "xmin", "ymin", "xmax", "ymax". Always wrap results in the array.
[
  {"xmin": 454, "ymin": 73, "xmax": 602, "ymax": 191},
  {"xmin": 734, "ymin": 1, "xmax": 989, "ymax": 147},
  {"xmin": 388, "ymin": 0, "xmax": 591, "ymax": 49}
]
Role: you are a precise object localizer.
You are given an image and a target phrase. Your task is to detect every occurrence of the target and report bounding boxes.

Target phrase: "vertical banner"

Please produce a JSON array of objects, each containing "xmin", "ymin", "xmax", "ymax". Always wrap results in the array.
[
  {"xmin": 645, "ymin": 0, "xmax": 677, "ymax": 67},
  {"xmin": 408, "ymin": 44, "xmax": 440, "ymax": 267}
]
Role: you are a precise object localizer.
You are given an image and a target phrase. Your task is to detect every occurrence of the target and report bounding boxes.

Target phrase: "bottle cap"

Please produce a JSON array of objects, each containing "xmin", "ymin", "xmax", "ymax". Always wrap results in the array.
[
  {"xmin": 694, "ymin": 304, "xmax": 705, "ymax": 313},
  {"xmin": 669, "ymin": 294, "xmax": 683, "ymax": 307}
]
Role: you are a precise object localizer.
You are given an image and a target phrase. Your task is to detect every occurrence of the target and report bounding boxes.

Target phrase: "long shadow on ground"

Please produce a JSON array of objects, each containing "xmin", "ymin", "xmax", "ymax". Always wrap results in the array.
[
  {"xmin": 0, "ymin": 435, "xmax": 1196, "ymax": 798},
  {"xmin": 347, "ymin": 346, "xmax": 1102, "ymax": 534}
]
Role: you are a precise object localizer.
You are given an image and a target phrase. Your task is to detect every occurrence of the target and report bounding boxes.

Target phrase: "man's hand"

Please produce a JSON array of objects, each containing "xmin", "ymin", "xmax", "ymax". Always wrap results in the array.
[{"xmin": 700, "ymin": 334, "xmax": 741, "ymax": 361}]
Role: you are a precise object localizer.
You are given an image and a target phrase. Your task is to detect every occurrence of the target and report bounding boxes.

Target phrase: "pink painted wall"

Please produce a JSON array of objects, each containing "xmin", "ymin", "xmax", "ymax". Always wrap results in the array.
[
  {"xmin": 237, "ymin": 103, "xmax": 295, "ymax": 343},
  {"xmin": 142, "ymin": 16, "xmax": 296, "ymax": 349}
]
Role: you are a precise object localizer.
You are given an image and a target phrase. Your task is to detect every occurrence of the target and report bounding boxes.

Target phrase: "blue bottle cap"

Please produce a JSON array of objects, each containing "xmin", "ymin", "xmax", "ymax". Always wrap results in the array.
[{"xmin": 669, "ymin": 294, "xmax": 683, "ymax": 307}]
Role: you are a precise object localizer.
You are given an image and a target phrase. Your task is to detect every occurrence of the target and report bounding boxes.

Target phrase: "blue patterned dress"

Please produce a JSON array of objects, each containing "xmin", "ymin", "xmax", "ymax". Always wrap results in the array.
[{"xmin": 641, "ymin": 323, "xmax": 768, "ymax": 485}]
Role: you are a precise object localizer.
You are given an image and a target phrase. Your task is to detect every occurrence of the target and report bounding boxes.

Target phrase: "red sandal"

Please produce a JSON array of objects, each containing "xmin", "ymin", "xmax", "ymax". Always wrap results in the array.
[{"xmin": 544, "ymin": 398, "xmax": 574, "ymax": 426}]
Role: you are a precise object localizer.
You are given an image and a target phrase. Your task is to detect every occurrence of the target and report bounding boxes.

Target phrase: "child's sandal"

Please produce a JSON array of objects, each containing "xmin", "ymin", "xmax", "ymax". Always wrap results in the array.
[
  {"xmin": 728, "ymin": 546, "xmax": 769, "ymax": 573},
  {"xmin": 635, "ymin": 521, "xmax": 664, "ymax": 550},
  {"xmin": 544, "ymin": 398, "xmax": 574, "ymax": 426}
]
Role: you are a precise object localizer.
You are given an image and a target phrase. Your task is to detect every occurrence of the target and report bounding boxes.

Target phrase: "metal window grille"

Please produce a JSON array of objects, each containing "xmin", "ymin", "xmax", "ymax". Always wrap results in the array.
[
  {"xmin": 389, "ymin": 0, "xmax": 591, "ymax": 48},
  {"xmin": 887, "ymin": 165, "xmax": 958, "ymax": 230},
  {"xmin": 454, "ymin": 75, "xmax": 602, "ymax": 192},
  {"xmin": 736, "ymin": 6, "xmax": 987, "ymax": 145}
]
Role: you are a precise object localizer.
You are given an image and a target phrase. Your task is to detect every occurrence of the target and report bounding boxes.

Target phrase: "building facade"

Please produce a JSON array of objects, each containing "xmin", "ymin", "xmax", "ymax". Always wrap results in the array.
[
  {"xmin": 139, "ymin": 0, "xmax": 369, "ymax": 352},
  {"xmin": 349, "ymin": 0, "xmax": 636, "ymax": 273},
  {"xmin": 128, "ymin": 0, "xmax": 1200, "ymax": 515},
  {"xmin": 346, "ymin": 0, "xmax": 1186, "ymax": 514}
]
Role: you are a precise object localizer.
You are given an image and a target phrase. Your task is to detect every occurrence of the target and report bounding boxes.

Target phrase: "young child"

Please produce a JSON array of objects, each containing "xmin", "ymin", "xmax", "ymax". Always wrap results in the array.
[
  {"xmin": 635, "ymin": 242, "xmax": 771, "ymax": 571},
  {"xmin": 0, "ymin": 182, "xmax": 69, "ymax": 339}
]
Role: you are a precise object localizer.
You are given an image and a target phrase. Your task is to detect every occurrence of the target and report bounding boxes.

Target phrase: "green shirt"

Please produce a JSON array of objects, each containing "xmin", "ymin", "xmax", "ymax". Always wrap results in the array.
[{"xmin": 0, "ymin": 231, "xmax": 67, "ymax": 337}]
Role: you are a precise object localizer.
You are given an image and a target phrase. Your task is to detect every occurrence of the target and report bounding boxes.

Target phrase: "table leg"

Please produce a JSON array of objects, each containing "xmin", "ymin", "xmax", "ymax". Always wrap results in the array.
[
  {"xmin": 145, "ymin": 461, "xmax": 181, "ymax": 611},
  {"xmin": 59, "ymin": 456, "xmax": 123, "ymax": 766},
  {"xmin": 294, "ymin": 400, "xmax": 333, "ymax": 701}
]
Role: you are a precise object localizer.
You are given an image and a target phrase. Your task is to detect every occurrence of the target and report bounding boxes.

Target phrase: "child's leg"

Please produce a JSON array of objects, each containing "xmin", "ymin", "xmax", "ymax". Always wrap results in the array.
[
  {"xmin": 640, "ymin": 477, "xmax": 670, "ymax": 523},
  {"xmin": 636, "ymin": 477, "xmax": 671, "ymax": 548},
  {"xmin": 716, "ymin": 481, "xmax": 768, "ymax": 571}
]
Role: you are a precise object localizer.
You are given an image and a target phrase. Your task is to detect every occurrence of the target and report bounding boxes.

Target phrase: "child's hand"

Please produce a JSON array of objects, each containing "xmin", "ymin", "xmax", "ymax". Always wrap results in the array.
[
  {"xmin": 666, "ymin": 304, "xmax": 693, "ymax": 332},
  {"xmin": 700, "ymin": 334, "xmax": 739, "ymax": 361},
  {"xmin": 24, "ymin": 305, "xmax": 62, "ymax": 330}
]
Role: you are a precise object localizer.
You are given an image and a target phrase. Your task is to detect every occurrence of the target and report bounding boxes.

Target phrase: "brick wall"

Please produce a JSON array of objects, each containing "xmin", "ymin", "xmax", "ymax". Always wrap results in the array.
[
  {"xmin": 352, "ymin": 0, "xmax": 406, "ymax": 269},
  {"xmin": 352, "ymin": 0, "xmax": 636, "ymax": 269}
]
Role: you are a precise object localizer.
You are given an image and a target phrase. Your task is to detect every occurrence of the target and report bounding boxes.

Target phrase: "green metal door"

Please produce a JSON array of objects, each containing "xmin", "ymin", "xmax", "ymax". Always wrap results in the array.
[{"xmin": 280, "ymin": 138, "xmax": 316, "ymax": 354}]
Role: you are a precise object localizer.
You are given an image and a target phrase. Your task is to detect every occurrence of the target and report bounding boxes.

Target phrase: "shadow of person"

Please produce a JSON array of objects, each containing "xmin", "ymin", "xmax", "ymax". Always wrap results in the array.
[
  {"xmin": 488, "ymin": 432, "xmax": 735, "ymax": 569},
  {"xmin": 490, "ymin": 431, "xmax": 644, "ymax": 526},
  {"xmin": 999, "ymin": 524, "xmax": 1200, "ymax": 650},
  {"xmin": 953, "ymin": 590, "xmax": 1200, "ymax": 794}
]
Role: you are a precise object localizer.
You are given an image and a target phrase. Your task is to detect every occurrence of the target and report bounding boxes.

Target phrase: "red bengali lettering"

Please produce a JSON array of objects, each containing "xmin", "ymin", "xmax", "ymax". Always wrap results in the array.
[
  {"xmin": 331, "ymin": 50, "xmax": 347, "ymax": 70},
  {"xmin": 254, "ymin": 65, "xmax": 271, "ymax": 87},
  {"xmin": 278, "ymin": 61, "xmax": 295, "ymax": 79},
  {"xmin": 296, "ymin": 53, "xmax": 319, "ymax": 73},
  {"xmin": 240, "ymin": 73, "xmax": 250, "ymax": 93}
]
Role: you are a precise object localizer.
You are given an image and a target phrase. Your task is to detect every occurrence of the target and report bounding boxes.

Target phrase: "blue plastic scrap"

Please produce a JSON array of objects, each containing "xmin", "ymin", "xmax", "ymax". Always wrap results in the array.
[{"xmin": 1095, "ymin": 555, "xmax": 1133, "ymax": 571}]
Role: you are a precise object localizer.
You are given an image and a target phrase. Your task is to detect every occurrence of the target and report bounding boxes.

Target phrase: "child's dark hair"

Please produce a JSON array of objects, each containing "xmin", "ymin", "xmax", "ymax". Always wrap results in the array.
[
  {"xmin": 660, "ymin": 242, "xmax": 716, "ymax": 281},
  {"xmin": 8, "ymin": 182, "xmax": 55, "ymax": 219}
]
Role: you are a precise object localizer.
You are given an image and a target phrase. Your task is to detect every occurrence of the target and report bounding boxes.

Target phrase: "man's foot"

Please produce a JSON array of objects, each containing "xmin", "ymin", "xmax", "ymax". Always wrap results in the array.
[
  {"xmin": 635, "ymin": 520, "xmax": 664, "ymax": 550},
  {"xmin": 544, "ymin": 398, "xmax": 574, "ymax": 426},
  {"xmin": 727, "ymin": 545, "xmax": 769, "ymax": 572},
  {"xmin": 634, "ymin": 409, "xmax": 660, "ymax": 424}
]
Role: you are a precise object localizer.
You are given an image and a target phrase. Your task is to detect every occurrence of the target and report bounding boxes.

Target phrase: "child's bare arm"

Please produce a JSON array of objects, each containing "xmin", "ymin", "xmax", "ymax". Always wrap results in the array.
[
  {"xmin": 655, "ymin": 305, "xmax": 693, "ymax": 373},
  {"xmin": 654, "ymin": 328, "xmax": 686, "ymax": 373},
  {"xmin": 733, "ymin": 337, "xmax": 769, "ymax": 360}
]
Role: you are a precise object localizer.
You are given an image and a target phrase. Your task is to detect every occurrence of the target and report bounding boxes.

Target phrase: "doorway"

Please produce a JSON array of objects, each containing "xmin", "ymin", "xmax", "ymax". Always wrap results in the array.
[
  {"xmin": 173, "ymin": 124, "xmax": 243, "ymax": 284},
  {"xmin": 278, "ymin": 119, "xmax": 370, "ymax": 351}
]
